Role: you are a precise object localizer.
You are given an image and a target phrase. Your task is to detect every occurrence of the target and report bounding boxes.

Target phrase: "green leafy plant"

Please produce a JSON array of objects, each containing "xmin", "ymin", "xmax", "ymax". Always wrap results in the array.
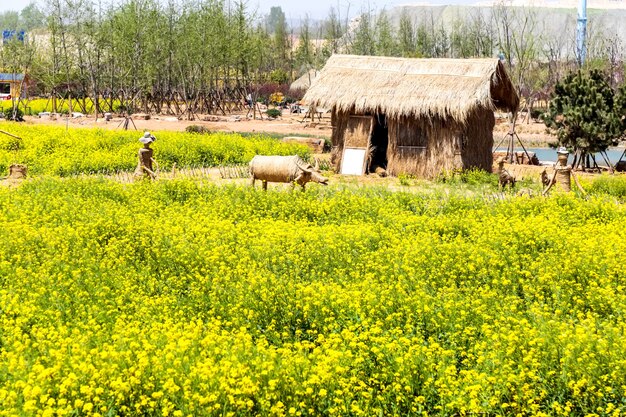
[
  {"xmin": 185, "ymin": 125, "xmax": 211, "ymax": 134},
  {"xmin": 3, "ymin": 107, "xmax": 24, "ymax": 122},
  {"xmin": 542, "ymin": 70, "xmax": 626, "ymax": 169},
  {"xmin": 398, "ymin": 173, "xmax": 413, "ymax": 186},
  {"xmin": 265, "ymin": 108, "xmax": 281, "ymax": 119}
]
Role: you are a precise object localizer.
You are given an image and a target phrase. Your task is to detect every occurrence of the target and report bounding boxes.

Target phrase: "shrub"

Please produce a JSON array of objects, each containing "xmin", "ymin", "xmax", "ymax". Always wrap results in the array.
[
  {"xmin": 398, "ymin": 173, "xmax": 413, "ymax": 186},
  {"xmin": 269, "ymin": 92, "xmax": 285, "ymax": 106},
  {"xmin": 253, "ymin": 83, "xmax": 290, "ymax": 104},
  {"xmin": 185, "ymin": 125, "xmax": 211, "ymax": 134},
  {"xmin": 286, "ymin": 88, "xmax": 306, "ymax": 102},
  {"xmin": 266, "ymin": 108, "xmax": 281, "ymax": 119},
  {"xmin": 3, "ymin": 107, "xmax": 24, "ymax": 122}
]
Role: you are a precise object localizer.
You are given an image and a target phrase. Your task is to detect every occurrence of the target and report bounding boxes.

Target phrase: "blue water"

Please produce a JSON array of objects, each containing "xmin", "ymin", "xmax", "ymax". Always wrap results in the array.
[{"xmin": 495, "ymin": 148, "xmax": 626, "ymax": 165}]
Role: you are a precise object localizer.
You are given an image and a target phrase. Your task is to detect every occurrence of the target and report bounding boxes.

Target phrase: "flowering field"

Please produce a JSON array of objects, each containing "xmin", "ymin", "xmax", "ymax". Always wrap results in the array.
[
  {"xmin": 0, "ymin": 99, "xmax": 121, "ymax": 116},
  {"xmin": 0, "ymin": 122, "xmax": 308, "ymax": 176},
  {"xmin": 1, "ymin": 177, "xmax": 626, "ymax": 416}
]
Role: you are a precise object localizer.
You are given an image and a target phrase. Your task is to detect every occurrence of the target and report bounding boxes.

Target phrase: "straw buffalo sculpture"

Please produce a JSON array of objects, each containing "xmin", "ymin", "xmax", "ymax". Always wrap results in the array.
[{"xmin": 249, "ymin": 155, "xmax": 329, "ymax": 190}]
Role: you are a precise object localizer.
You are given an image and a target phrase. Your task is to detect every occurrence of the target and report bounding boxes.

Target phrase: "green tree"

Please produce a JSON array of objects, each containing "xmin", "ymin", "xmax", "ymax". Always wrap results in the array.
[
  {"xmin": 349, "ymin": 11, "xmax": 375, "ymax": 56},
  {"xmin": 543, "ymin": 70, "xmax": 626, "ymax": 169},
  {"xmin": 374, "ymin": 10, "xmax": 396, "ymax": 56},
  {"xmin": 397, "ymin": 10, "xmax": 416, "ymax": 57},
  {"xmin": 294, "ymin": 16, "xmax": 314, "ymax": 71},
  {"xmin": 0, "ymin": 11, "xmax": 19, "ymax": 31},
  {"xmin": 20, "ymin": 3, "xmax": 45, "ymax": 30},
  {"xmin": 265, "ymin": 6, "xmax": 285, "ymax": 34},
  {"xmin": 320, "ymin": 7, "xmax": 343, "ymax": 61}
]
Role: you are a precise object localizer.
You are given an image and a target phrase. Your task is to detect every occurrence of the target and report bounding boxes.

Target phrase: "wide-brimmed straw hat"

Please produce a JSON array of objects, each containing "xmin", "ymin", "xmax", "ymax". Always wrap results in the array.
[
  {"xmin": 557, "ymin": 146, "xmax": 569, "ymax": 155},
  {"xmin": 139, "ymin": 132, "xmax": 156, "ymax": 144}
]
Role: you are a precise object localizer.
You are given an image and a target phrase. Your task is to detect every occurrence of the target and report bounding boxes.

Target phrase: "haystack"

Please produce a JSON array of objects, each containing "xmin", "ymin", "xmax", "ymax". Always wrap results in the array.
[{"xmin": 303, "ymin": 54, "xmax": 519, "ymax": 177}]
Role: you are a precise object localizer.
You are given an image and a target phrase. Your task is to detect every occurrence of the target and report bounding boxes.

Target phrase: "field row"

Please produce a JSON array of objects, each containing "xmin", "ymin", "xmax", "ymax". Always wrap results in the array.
[
  {"xmin": 1, "ymin": 179, "xmax": 626, "ymax": 416},
  {"xmin": 0, "ymin": 122, "xmax": 308, "ymax": 177},
  {"xmin": 0, "ymin": 99, "xmax": 121, "ymax": 116}
]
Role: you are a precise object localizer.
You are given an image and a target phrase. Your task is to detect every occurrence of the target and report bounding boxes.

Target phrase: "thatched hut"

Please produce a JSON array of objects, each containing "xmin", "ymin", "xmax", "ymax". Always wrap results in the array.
[
  {"xmin": 290, "ymin": 69, "xmax": 319, "ymax": 92},
  {"xmin": 303, "ymin": 55, "xmax": 519, "ymax": 177}
]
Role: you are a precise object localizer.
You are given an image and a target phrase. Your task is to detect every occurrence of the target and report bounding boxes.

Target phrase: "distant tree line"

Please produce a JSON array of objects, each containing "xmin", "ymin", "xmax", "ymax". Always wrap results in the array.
[
  {"xmin": 344, "ymin": 5, "xmax": 625, "ymax": 121},
  {"xmin": 0, "ymin": 1, "xmax": 349, "ymax": 117},
  {"xmin": 1, "ymin": 1, "xmax": 624, "ymax": 120}
]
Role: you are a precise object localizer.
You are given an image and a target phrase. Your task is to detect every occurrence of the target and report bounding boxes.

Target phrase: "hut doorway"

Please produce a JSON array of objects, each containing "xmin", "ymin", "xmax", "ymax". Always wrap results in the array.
[
  {"xmin": 338, "ymin": 114, "xmax": 388, "ymax": 175},
  {"xmin": 368, "ymin": 114, "xmax": 388, "ymax": 173}
]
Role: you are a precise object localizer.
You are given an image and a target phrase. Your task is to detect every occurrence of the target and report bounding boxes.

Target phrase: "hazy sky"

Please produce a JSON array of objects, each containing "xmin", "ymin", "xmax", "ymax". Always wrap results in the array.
[
  {"xmin": 1, "ymin": 0, "xmax": 473, "ymax": 18},
  {"xmin": 249, "ymin": 0, "xmax": 462, "ymax": 19}
]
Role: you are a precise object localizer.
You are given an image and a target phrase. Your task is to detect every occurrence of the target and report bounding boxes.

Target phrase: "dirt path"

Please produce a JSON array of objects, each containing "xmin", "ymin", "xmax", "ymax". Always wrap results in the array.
[
  {"xmin": 24, "ymin": 110, "xmax": 559, "ymax": 147},
  {"xmin": 24, "ymin": 110, "xmax": 333, "ymax": 138}
]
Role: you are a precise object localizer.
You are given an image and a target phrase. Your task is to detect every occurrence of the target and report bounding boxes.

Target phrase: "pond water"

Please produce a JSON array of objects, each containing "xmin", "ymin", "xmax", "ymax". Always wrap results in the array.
[{"xmin": 495, "ymin": 147, "xmax": 626, "ymax": 165}]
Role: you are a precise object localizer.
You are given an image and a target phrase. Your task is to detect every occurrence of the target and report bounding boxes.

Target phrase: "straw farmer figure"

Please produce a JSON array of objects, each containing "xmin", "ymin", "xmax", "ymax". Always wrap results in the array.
[
  {"xmin": 135, "ymin": 132, "xmax": 159, "ymax": 180},
  {"xmin": 542, "ymin": 147, "xmax": 585, "ymax": 195}
]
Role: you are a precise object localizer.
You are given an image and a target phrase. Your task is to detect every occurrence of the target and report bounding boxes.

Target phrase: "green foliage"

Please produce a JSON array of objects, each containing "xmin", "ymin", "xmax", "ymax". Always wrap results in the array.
[
  {"xmin": 269, "ymin": 69, "xmax": 289, "ymax": 84},
  {"xmin": 2, "ymin": 107, "xmax": 24, "ymax": 122},
  {"xmin": 398, "ymin": 173, "xmax": 413, "ymax": 186},
  {"xmin": 586, "ymin": 174, "xmax": 626, "ymax": 199},
  {"xmin": 542, "ymin": 70, "xmax": 626, "ymax": 158},
  {"xmin": 436, "ymin": 168, "xmax": 499, "ymax": 188},
  {"xmin": 185, "ymin": 125, "xmax": 211, "ymax": 134},
  {"xmin": 265, "ymin": 108, "xmax": 281, "ymax": 119},
  {"xmin": 530, "ymin": 108, "xmax": 545, "ymax": 120}
]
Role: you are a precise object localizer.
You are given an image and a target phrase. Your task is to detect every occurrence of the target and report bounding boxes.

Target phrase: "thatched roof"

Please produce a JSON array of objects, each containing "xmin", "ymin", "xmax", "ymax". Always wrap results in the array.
[
  {"xmin": 290, "ymin": 69, "xmax": 319, "ymax": 91},
  {"xmin": 303, "ymin": 55, "xmax": 519, "ymax": 121}
]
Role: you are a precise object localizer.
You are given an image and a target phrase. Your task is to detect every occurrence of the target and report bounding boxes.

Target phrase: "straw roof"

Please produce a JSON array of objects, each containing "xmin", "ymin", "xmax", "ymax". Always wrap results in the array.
[
  {"xmin": 290, "ymin": 69, "xmax": 319, "ymax": 91},
  {"xmin": 303, "ymin": 55, "xmax": 519, "ymax": 121}
]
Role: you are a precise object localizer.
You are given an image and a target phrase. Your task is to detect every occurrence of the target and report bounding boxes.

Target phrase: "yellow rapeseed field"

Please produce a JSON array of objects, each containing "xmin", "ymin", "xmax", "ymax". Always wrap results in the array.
[
  {"xmin": 1, "ymin": 175, "xmax": 626, "ymax": 416},
  {"xmin": 0, "ymin": 122, "xmax": 308, "ymax": 176}
]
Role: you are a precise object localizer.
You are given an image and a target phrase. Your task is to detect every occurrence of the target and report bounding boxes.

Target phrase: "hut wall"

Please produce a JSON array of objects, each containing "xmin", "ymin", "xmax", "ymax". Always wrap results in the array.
[
  {"xmin": 386, "ymin": 116, "xmax": 462, "ymax": 178},
  {"xmin": 459, "ymin": 108, "xmax": 495, "ymax": 171},
  {"xmin": 333, "ymin": 107, "xmax": 495, "ymax": 178},
  {"xmin": 330, "ymin": 109, "xmax": 350, "ymax": 171}
]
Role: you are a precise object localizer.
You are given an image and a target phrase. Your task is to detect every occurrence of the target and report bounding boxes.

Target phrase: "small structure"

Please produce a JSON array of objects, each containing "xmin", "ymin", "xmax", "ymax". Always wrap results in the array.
[
  {"xmin": 0, "ymin": 73, "xmax": 30, "ymax": 100},
  {"xmin": 290, "ymin": 69, "xmax": 319, "ymax": 92},
  {"xmin": 303, "ymin": 55, "xmax": 519, "ymax": 178}
]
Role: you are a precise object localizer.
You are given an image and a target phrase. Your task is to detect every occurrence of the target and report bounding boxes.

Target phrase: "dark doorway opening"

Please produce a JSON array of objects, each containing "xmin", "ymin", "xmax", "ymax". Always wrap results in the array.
[{"xmin": 368, "ymin": 113, "xmax": 388, "ymax": 173}]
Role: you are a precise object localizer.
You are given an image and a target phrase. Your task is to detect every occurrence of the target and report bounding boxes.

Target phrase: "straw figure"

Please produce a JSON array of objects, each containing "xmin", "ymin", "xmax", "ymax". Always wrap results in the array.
[
  {"xmin": 495, "ymin": 156, "xmax": 516, "ymax": 190},
  {"xmin": 135, "ymin": 132, "xmax": 159, "ymax": 180},
  {"xmin": 540, "ymin": 168, "xmax": 551, "ymax": 188},
  {"xmin": 249, "ymin": 155, "xmax": 328, "ymax": 190},
  {"xmin": 8, "ymin": 164, "xmax": 27, "ymax": 179},
  {"xmin": 542, "ymin": 147, "xmax": 585, "ymax": 195}
]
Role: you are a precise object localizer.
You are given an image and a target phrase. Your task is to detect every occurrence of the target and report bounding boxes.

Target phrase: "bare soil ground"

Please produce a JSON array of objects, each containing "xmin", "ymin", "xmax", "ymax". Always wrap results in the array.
[
  {"xmin": 24, "ymin": 110, "xmax": 555, "ymax": 147},
  {"xmin": 24, "ymin": 110, "xmax": 334, "ymax": 138},
  {"xmin": 493, "ymin": 118, "xmax": 555, "ymax": 147}
]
